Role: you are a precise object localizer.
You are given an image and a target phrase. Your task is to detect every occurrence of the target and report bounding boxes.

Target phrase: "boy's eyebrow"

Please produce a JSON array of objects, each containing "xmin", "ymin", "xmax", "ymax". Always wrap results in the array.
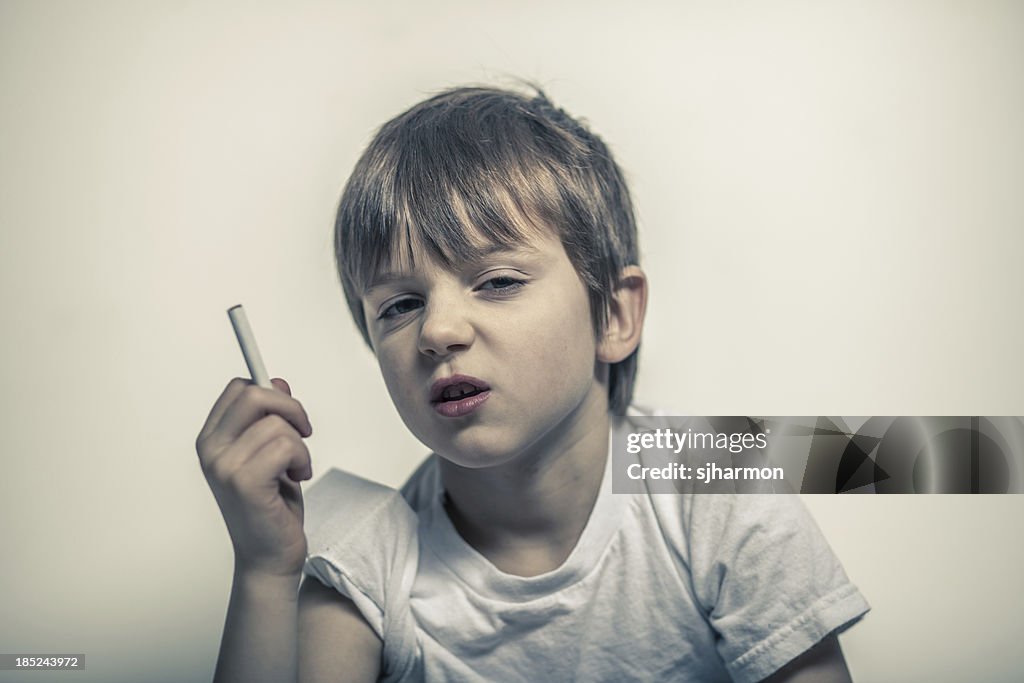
[
  {"xmin": 471, "ymin": 242, "xmax": 541, "ymax": 261},
  {"xmin": 365, "ymin": 271, "xmax": 414, "ymax": 291},
  {"xmin": 365, "ymin": 243, "xmax": 541, "ymax": 292}
]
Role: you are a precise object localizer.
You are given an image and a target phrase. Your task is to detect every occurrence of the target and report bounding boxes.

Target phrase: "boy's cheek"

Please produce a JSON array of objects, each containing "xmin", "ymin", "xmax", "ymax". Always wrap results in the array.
[
  {"xmin": 377, "ymin": 353, "xmax": 410, "ymax": 390},
  {"xmin": 373, "ymin": 348, "xmax": 409, "ymax": 397}
]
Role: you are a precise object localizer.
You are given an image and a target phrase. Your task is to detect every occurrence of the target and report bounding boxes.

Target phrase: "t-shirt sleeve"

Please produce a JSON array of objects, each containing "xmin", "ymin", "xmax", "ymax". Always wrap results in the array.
[
  {"xmin": 302, "ymin": 468, "xmax": 420, "ymax": 679},
  {"xmin": 673, "ymin": 493, "xmax": 869, "ymax": 683}
]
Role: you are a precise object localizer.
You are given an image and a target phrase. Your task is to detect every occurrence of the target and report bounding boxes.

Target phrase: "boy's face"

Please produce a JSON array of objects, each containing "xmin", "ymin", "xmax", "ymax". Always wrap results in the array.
[{"xmin": 361, "ymin": 226, "xmax": 606, "ymax": 469}]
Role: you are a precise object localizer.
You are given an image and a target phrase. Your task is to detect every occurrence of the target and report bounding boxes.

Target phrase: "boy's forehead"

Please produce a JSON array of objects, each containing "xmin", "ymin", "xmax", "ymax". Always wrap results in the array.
[{"xmin": 374, "ymin": 218, "xmax": 553, "ymax": 277}]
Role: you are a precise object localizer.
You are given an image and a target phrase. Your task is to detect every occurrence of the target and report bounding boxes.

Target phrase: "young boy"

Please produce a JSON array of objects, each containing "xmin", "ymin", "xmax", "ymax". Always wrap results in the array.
[{"xmin": 197, "ymin": 85, "xmax": 869, "ymax": 682}]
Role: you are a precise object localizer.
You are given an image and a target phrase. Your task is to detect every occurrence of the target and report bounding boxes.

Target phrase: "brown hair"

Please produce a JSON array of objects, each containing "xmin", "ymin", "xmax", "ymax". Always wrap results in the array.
[{"xmin": 334, "ymin": 84, "xmax": 641, "ymax": 413}]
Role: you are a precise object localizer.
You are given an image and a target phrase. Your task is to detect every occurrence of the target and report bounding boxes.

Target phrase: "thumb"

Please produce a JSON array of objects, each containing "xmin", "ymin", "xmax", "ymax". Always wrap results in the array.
[{"xmin": 271, "ymin": 377, "xmax": 292, "ymax": 396}]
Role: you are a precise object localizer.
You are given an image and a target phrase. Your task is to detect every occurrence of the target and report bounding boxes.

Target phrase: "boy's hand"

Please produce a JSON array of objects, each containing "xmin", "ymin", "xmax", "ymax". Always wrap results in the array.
[{"xmin": 196, "ymin": 377, "xmax": 314, "ymax": 579}]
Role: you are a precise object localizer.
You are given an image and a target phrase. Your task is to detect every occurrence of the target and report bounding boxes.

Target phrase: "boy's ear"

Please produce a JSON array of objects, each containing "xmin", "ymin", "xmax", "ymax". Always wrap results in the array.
[{"xmin": 597, "ymin": 265, "xmax": 648, "ymax": 364}]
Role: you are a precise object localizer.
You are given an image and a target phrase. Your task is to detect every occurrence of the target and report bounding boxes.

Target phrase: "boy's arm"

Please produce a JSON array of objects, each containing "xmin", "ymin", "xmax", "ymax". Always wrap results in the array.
[
  {"xmin": 761, "ymin": 634, "xmax": 852, "ymax": 683},
  {"xmin": 213, "ymin": 569, "xmax": 302, "ymax": 683},
  {"xmin": 297, "ymin": 575, "xmax": 382, "ymax": 683},
  {"xmin": 211, "ymin": 570, "xmax": 383, "ymax": 683},
  {"xmin": 197, "ymin": 377, "xmax": 316, "ymax": 683}
]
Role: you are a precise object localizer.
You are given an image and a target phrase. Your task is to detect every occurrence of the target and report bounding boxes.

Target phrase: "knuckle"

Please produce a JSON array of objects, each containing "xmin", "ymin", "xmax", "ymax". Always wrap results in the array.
[
  {"xmin": 240, "ymin": 383, "xmax": 263, "ymax": 405},
  {"xmin": 226, "ymin": 377, "xmax": 249, "ymax": 398},
  {"xmin": 243, "ymin": 381, "xmax": 274, "ymax": 408},
  {"xmin": 197, "ymin": 446, "xmax": 212, "ymax": 471},
  {"xmin": 196, "ymin": 434, "xmax": 225, "ymax": 467},
  {"xmin": 196, "ymin": 431, "xmax": 218, "ymax": 453},
  {"xmin": 277, "ymin": 414, "xmax": 304, "ymax": 439},
  {"xmin": 262, "ymin": 413, "xmax": 290, "ymax": 433},
  {"xmin": 271, "ymin": 431, "xmax": 299, "ymax": 452},
  {"xmin": 209, "ymin": 456, "xmax": 235, "ymax": 482}
]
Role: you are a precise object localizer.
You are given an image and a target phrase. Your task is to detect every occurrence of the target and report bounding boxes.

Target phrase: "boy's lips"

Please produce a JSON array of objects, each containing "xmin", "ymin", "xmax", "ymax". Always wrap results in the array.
[
  {"xmin": 430, "ymin": 374, "xmax": 492, "ymax": 418},
  {"xmin": 429, "ymin": 374, "xmax": 491, "ymax": 402}
]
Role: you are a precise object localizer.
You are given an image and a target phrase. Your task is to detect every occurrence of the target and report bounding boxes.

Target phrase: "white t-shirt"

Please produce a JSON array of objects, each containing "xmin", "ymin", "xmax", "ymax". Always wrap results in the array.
[{"xmin": 303, "ymin": 438, "xmax": 869, "ymax": 682}]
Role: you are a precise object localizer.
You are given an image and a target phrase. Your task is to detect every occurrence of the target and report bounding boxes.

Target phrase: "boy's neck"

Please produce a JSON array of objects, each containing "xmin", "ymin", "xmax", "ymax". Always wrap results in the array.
[{"xmin": 437, "ymin": 386, "xmax": 611, "ymax": 577}]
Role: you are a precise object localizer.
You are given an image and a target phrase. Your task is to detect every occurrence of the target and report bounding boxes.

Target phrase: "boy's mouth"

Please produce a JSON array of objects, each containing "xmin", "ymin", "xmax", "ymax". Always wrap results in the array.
[
  {"xmin": 430, "ymin": 374, "xmax": 491, "ymax": 403},
  {"xmin": 430, "ymin": 374, "xmax": 492, "ymax": 418}
]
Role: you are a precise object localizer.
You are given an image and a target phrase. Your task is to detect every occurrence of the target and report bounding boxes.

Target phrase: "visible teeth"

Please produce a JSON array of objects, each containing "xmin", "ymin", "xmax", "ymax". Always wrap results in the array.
[{"xmin": 443, "ymin": 383, "xmax": 478, "ymax": 400}]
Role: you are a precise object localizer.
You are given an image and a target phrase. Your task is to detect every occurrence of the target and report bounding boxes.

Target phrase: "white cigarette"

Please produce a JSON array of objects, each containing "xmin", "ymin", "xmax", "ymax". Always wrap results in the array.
[{"xmin": 227, "ymin": 304, "xmax": 272, "ymax": 389}]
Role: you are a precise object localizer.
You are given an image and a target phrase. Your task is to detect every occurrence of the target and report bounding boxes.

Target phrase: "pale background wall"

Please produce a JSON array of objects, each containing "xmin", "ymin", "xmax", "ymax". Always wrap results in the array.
[{"xmin": 1, "ymin": 1, "xmax": 1022, "ymax": 681}]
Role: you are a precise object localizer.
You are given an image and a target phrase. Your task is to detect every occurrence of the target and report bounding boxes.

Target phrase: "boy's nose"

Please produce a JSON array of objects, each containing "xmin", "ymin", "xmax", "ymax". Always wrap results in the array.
[{"xmin": 417, "ymin": 301, "xmax": 475, "ymax": 358}]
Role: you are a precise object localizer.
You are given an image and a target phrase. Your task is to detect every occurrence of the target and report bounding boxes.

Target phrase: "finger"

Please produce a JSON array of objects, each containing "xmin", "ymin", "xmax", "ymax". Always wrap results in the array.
[
  {"xmin": 217, "ymin": 383, "xmax": 313, "ymax": 444},
  {"xmin": 197, "ymin": 377, "xmax": 250, "ymax": 444},
  {"xmin": 206, "ymin": 412, "xmax": 294, "ymax": 478},
  {"xmin": 271, "ymin": 377, "xmax": 292, "ymax": 396},
  {"xmin": 239, "ymin": 431, "xmax": 313, "ymax": 491}
]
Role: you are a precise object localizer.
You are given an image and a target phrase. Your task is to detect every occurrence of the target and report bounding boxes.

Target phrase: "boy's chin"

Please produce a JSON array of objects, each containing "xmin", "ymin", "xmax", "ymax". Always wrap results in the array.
[
  {"xmin": 436, "ymin": 453, "xmax": 518, "ymax": 470},
  {"xmin": 420, "ymin": 428, "xmax": 532, "ymax": 471},
  {"xmin": 430, "ymin": 439, "xmax": 524, "ymax": 471}
]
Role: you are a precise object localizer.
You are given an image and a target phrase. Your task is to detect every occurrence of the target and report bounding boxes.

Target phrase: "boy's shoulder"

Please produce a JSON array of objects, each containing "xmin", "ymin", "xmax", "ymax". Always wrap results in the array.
[
  {"xmin": 303, "ymin": 467, "xmax": 420, "ymax": 596},
  {"xmin": 302, "ymin": 467, "xmax": 422, "ymax": 672}
]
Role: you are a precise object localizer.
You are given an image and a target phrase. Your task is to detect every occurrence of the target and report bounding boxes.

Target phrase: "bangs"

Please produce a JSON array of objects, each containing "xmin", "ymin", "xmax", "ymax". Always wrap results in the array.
[{"xmin": 360, "ymin": 160, "xmax": 550, "ymax": 291}]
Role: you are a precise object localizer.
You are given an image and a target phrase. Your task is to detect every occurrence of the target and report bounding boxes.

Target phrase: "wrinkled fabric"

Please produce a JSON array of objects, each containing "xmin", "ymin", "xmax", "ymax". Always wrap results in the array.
[{"xmin": 304, "ymin": 442, "xmax": 869, "ymax": 682}]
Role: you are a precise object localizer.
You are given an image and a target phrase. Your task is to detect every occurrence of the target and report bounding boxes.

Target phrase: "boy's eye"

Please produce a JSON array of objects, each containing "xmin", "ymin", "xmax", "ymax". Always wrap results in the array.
[
  {"xmin": 479, "ymin": 276, "xmax": 525, "ymax": 293},
  {"xmin": 379, "ymin": 298, "xmax": 423, "ymax": 319}
]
